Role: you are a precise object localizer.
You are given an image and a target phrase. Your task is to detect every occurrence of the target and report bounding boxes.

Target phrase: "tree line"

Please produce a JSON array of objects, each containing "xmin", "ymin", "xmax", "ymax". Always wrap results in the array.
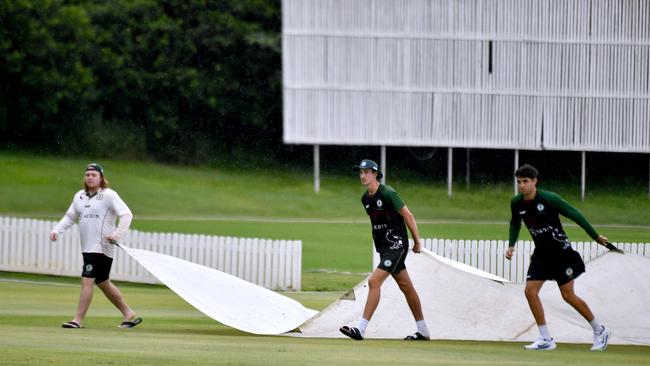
[{"xmin": 1, "ymin": 0, "xmax": 285, "ymax": 163}]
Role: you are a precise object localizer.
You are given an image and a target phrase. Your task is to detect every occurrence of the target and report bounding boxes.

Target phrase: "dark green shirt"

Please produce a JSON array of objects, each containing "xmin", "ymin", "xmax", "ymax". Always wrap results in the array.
[
  {"xmin": 509, "ymin": 190, "xmax": 599, "ymax": 250},
  {"xmin": 362, "ymin": 184, "xmax": 407, "ymax": 253}
]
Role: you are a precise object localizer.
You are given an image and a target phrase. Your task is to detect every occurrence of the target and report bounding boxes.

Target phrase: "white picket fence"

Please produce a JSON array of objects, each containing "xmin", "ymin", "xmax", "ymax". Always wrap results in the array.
[
  {"xmin": 0, "ymin": 217, "xmax": 302, "ymax": 291},
  {"xmin": 374, "ymin": 238, "xmax": 650, "ymax": 283}
]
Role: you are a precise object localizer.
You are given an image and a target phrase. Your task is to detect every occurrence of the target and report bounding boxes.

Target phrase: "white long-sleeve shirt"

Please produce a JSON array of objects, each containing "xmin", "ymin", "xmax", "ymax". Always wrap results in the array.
[{"xmin": 52, "ymin": 188, "xmax": 132, "ymax": 258}]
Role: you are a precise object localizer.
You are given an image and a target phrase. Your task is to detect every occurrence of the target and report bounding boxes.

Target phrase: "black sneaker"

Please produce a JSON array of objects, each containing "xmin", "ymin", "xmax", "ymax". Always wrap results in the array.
[
  {"xmin": 404, "ymin": 332, "xmax": 429, "ymax": 340},
  {"xmin": 339, "ymin": 326, "xmax": 364, "ymax": 340}
]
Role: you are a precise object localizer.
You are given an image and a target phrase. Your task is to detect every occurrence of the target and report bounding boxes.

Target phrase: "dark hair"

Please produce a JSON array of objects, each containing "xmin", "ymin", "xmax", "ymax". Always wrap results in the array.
[{"xmin": 515, "ymin": 164, "xmax": 539, "ymax": 179}]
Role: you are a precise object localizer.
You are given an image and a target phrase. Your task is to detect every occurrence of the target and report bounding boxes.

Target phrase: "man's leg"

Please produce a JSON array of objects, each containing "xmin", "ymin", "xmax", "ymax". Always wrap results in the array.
[
  {"xmin": 558, "ymin": 280, "xmax": 609, "ymax": 351},
  {"xmin": 393, "ymin": 269, "xmax": 429, "ymax": 339},
  {"xmin": 523, "ymin": 280, "xmax": 556, "ymax": 349},
  {"xmin": 362, "ymin": 269, "xmax": 391, "ymax": 320},
  {"xmin": 558, "ymin": 280, "xmax": 594, "ymax": 321},
  {"xmin": 340, "ymin": 268, "xmax": 391, "ymax": 340},
  {"xmin": 392, "ymin": 269, "xmax": 424, "ymax": 321},
  {"xmin": 97, "ymin": 279, "xmax": 136, "ymax": 321},
  {"xmin": 524, "ymin": 280, "xmax": 547, "ymax": 326},
  {"xmin": 70, "ymin": 277, "xmax": 95, "ymax": 326}
]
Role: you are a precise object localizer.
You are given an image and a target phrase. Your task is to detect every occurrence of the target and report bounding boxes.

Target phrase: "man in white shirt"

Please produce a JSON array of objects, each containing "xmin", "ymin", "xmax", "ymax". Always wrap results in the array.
[{"xmin": 51, "ymin": 163, "xmax": 142, "ymax": 329}]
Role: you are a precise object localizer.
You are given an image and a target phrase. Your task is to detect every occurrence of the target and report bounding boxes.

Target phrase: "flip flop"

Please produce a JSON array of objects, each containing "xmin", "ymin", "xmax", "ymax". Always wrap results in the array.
[
  {"xmin": 62, "ymin": 321, "xmax": 82, "ymax": 329},
  {"xmin": 118, "ymin": 317, "xmax": 143, "ymax": 328},
  {"xmin": 404, "ymin": 332, "xmax": 429, "ymax": 340},
  {"xmin": 339, "ymin": 325, "xmax": 364, "ymax": 340}
]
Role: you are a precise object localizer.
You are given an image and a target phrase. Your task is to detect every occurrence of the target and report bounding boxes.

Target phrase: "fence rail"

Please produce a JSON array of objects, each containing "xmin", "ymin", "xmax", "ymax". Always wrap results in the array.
[
  {"xmin": 0, "ymin": 217, "xmax": 302, "ymax": 291},
  {"xmin": 373, "ymin": 238, "xmax": 650, "ymax": 283}
]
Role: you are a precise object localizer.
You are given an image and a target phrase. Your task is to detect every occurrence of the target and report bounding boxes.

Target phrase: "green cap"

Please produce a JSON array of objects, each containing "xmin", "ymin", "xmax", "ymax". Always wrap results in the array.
[{"xmin": 86, "ymin": 163, "xmax": 104, "ymax": 176}]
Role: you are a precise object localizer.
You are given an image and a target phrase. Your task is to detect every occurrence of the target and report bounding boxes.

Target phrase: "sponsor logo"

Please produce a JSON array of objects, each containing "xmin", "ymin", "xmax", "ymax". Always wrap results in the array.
[
  {"xmin": 376, "ymin": 199, "xmax": 383, "ymax": 207},
  {"xmin": 373, "ymin": 223, "xmax": 388, "ymax": 230},
  {"xmin": 528, "ymin": 225, "xmax": 553, "ymax": 236},
  {"xmin": 383, "ymin": 259, "xmax": 392, "ymax": 267},
  {"xmin": 565, "ymin": 267, "xmax": 574, "ymax": 277},
  {"xmin": 537, "ymin": 203, "xmax": 544, "ymax": 211},
  {"xmin": 82, "ymin": 213, "xmax": 100, "ymax": 219}
]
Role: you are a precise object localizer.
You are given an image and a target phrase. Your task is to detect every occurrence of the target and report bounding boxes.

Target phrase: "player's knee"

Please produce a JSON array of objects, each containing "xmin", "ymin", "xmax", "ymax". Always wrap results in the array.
[
  {"xmin": 397, "ymin": 281, "xmax": 413, "ymax": 293},
  {"xmin": 367, "ymin": 277, "xmax": 382, "ymax": 290},
  {"xmin": 560, "ymin": 291, "xmax": 575, "ymax": 303}
]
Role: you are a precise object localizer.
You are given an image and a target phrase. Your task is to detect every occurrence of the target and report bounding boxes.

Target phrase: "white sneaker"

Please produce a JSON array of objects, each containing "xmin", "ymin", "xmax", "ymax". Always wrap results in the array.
[
  {"xmin": 591, "ymin": 326, "xmax": 610, "ymax": 351},
  {"xmin": 524, "ymin": 337, "xmax": 557, "ymax": 350}
]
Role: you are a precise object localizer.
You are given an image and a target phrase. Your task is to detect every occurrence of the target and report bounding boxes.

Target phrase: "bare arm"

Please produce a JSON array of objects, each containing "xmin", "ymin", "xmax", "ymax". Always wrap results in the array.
[{"xmin": 399, "ymin": 205, "xmax": 422, "ymax": 253}]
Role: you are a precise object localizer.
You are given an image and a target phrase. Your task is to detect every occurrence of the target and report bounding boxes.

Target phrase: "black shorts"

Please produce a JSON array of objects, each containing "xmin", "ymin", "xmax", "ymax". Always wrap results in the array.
[
  {"xmin": 526, "ymin": 248, "xmax": 585, "ymax": 286},
  {"xmin": 377, "ymin": 249, "xmax": 408, "ymax": 274},
  {"xmin": 81, "ymin": 252, "xmax": 113, "ymax": 284}
]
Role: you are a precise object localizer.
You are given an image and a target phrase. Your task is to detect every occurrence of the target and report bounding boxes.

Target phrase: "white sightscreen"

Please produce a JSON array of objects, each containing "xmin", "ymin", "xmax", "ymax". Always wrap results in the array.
[{"xmin": 282, "ymin": 0, "xmax": 650, "ymax": 152}]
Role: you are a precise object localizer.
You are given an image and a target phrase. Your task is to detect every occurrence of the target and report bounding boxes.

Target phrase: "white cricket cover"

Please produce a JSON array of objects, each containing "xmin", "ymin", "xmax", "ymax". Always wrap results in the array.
[
  {"xmin": 296, "ymin": 249, "xmax": 650, "ymax": 345},
  {"xmin": 119, "ymin": 244, "xmax": 317, "ymax": 335}
]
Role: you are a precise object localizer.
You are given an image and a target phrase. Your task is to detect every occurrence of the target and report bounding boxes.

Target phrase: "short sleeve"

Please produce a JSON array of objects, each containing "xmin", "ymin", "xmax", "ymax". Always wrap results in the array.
[{"xmin": 383, "ymin": 186, "xmax": 405, "ymax": 211}]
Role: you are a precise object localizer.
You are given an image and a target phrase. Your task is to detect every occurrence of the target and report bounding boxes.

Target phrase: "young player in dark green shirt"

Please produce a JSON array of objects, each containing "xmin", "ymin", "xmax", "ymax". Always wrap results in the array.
[
  {"xmin": 339, "ymin": 159, "xmax": 430, "ymax": 341},
  {"xmin": 507, "ymin": 164, "xmax": 610, "ymax": 351}
]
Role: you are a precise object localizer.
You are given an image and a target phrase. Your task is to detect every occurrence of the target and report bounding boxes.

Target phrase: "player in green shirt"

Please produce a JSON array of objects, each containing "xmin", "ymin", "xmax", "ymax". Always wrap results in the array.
[
  {"xmin": 339, "ymin": 159, "xmax": 430, "ymax": 341},
  {"xmin": 507, "ymin": 164, "xmax": 610, "ymax": 351}
]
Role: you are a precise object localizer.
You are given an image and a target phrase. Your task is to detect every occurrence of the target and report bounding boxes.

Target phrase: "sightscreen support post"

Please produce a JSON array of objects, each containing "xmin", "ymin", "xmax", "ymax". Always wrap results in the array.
[
  {"xmin": 448, "ymin": 147, "xmax": 453, "ymax": 197},
  {"xmin": 581, "ymin": 151, "xmax": 586, "ymax": 201},
  {"xmin": 513, "ymin": 149, "xmax": 519, "ymax": 195},
  {"xmin": 380, "ymin": 145, "xmax": 386, "ymax": 184},
  {"xmin": 313, "ymin": 145, "xmax": 320, "ymax": 193}
]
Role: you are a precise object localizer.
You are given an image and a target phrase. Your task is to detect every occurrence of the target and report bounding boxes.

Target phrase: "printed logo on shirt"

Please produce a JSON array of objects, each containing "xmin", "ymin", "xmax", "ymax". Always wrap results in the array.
[
  {"xmin": 365, "ymin": 205, "xmax": 370, "ymax": 209},
  {"xmin": 373, "ymin": 223, "xmax": 388, "ymax": 230},
  {"xmin": 96, "ymin": 194, "xmax": 103, "ymax": 200},
  {"xmin": 519, "ymin": 210, "xmax": 526, "ymax": 215},
  {"xmin": 537, "ymin": 203, "xmax": 544, "ymax": 211},
  {"xmin": 565, "ymin": 267, "xmax": 574, "ymax": 277},
  {"xmin": 383, "ymin": 259, "xmax": 392, "ymax": 268},
  {"xmin": 376, "ymin": 199, "xmax": 383, "ymax": 207}
]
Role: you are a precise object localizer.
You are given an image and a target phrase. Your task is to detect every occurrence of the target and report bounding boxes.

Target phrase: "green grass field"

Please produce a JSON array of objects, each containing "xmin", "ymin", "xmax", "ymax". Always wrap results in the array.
[
  {"xmin": 1, "ymin": 152, "xmax": 649, "ymax": 290},
  {"xmin": 1, "ymin": 272, "xmax": 648, "ymax": 366},
  {"xmin": 1, "ymin": 153, "xmax": 649, "ymax": 365}
]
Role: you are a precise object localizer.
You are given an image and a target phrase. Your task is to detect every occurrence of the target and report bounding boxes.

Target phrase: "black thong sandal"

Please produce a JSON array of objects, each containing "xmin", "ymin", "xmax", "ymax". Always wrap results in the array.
[
  {"xmin": 118, "ymin": 317, "xmax": 143, "ymax": 328},
  {"xmin": 339, "ymin": 325, "xmax": 364, "ymax": 340},
  {"xmin": 404, "ymin": 332, "xmax": 430, "ymax": 341},
  {"xmin": 62, "ymin": 321, "xmax": 82, "ymax": 329}
]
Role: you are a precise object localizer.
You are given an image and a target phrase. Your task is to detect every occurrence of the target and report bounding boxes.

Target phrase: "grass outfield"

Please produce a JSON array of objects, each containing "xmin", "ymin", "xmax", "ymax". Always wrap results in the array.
[
  {"xmin": 1, "ymin": 273, "xmax": 648, "ymax": 366},
  {"xmin": 1, "ymin": 152, "xmax": 649, "ymax": 290}
]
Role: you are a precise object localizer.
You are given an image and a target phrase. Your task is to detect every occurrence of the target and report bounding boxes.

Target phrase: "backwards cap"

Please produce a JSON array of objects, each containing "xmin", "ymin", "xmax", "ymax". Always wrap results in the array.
[{"xmin": 86, "ymin": 163, "xmax": 104, "ymax": 176}]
